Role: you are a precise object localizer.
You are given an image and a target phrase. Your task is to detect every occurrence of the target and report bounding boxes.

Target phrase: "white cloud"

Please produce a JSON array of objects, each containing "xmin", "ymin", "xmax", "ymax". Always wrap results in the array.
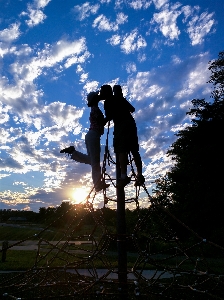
[
  {"xmin": 0, "ymin": 23, "xmax": 21, "ymax": 42},
  {"xmin": 172, "ymin": 55, "xmax": 182, "ymax": 64},
  {"xmin": 108, "ymin": 29, "xmax": 147, "ymax": 54},
  {"xmin": 128, "ymin": 71, "xmax": 163, "ymax": 101},
  {"xmin": 65, "ymin": 51, "xmax": 91, "ymax": 68},
  {"xmin": 35, "ymin": 0, "xmax": 51, "ymax": 9},
  {"xmin": 181, "ymin": 5, "xmax": 215, "ymax": 45},
  {"xmin": 108, "ymin": 34, "xmax": 121, "ymax": 46},
  {"xmin": 93, "ymin": 13, "xmax": 128, "ymax": 31},
  {"xmin": 13, "ymin": 181, "xmax": 27, "ymax": 186},
  {"xmin": 0, "ymin": 37, "xmax": 89, "ymax": 178},
  {"xmin": 9, "ymin": 45, "xmax": 33, "ymax": 57},
  {"xmin": 152, "ymin": 5, "xmax": 182, "ymax": 40},
  {"xmin": 76, "ymin": 65, "xmax": 84, "ymax": 73},
  {"xmin": 0, "ymin": 127, "xmax": 23, "ymax": 145},
  {"xmin": 13, "ymin": 102, "xmax": 83, "ymax": 143},
  {"xmin": 170, "ymin": 122, "xmax": 189, "ymax": 133},
  {"xmin": 138, "ymin": 53, "xmax": 147, "ymax": 62},
  {"xmin": 9, "ymin": 38, "xmax": 89, "ymax": 84},
  {"xmin": 83, "ymin": 81, "xmax": 100, "ymax": 94},
  {"xmin": 116, "ymin": 12, "xmax": 128, "ymax": 24},
  {"xmin": 43, "ymin": 170, "xmax": 66, "ymax": 189},
  {"xmin": 0, "ymin": 47, "xmax": 8, "ymax": 58},
  {"xmin": 73, "ymin": 2, "xmax": 100, "ymax": 21},
  {"xmin": 37, "ymin": 39, "xmax": 88, "ymax": 69},
  {"xmin": 114, "ymin": 0, "xmax": 124, "ymax": 9},
  {"xmin": 175, "ymin": 58, "xmax": 210, "ymax": 98},
  {"xmin": 186, "ymin": 11, "xmax": 215, "ymax": 45},
  {"xmin": 80, "ymin": 73, "xmax": 89, "ymax": 83},
  {"xmin": 0, "ymin": 128, "xmax": 11, "ymax": 144},
  {"xmin": 93, "ymin": 15, "xmax": 113, "ymax": 31},
  {"xmin": 21, "ymin": 0, "xmax": 51, "ymax": 27},
  {"xmin": 144, "ymin": 150, "xmax": 172, "ymax": 179},
  {"xmin": 121, "ymin": 30, "xmax": 147, "ymax": 54},
  {"xmin": 0, "ymin": 102, "xmax": 10, "ymax": 124},
  {"xmin": 0, "ymin": 99, "xmax": 84, "ymax": 179},
  {"xmin": 0, "ymin": 190, "xmax": 31, "ymax": 205},
  {"xmin": 182, "ymin": 5, "xmax": 199, "ymax": 22},
  {"xmin": 0, "ymin": 174, "xmax": 11, "ymax": 179},
  {"xmin": 126, "ymin": 53, "xmax": 210, "ymax": 139},
  {"xmin": 25, "ymin": 8, "xmax": 47, "ymax": 27},
  {"xmin": 150, "ymin": 4, "xmax": 215, "ymax": 45},
  {"xmin": 152, "ymin": 0, "xmax": 168, "ymax": 10},
  {"xmin": 126, "ymin": 62, "xmax": 137, "ymax": 73},
  {"xmin": 128, "ymin": 0, "xmax": 152, "ymax": 10},
  {"xmin": 41, "ymin": 102, "xmax": 83, "ymax": 131},
  {"xmin": 75, "ymin": 65, "xmax": 89, "ymax": 83}
]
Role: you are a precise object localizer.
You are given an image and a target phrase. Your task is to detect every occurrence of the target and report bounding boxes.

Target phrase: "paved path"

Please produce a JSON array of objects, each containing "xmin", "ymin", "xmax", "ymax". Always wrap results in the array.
[
  {"xmin": 0, "ymin": 240, "xmax": 175, "ymax": 279},
  {"xmin": 69, "ymin": 269, "xmax": 175, "ymax": 279},
  {"xmin": 0, "ymin": 240, "xmax": 93, "ymax": 251},
  {"xmin": 0, "ymin": 269, "xmax": 175, "ymax": 279}
]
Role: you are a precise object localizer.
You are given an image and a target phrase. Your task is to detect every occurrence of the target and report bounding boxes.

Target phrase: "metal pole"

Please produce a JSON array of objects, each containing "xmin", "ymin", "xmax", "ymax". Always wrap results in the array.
[{"xmin": 116, "ymin": 153, "xmax": 127, "ymax": 297}]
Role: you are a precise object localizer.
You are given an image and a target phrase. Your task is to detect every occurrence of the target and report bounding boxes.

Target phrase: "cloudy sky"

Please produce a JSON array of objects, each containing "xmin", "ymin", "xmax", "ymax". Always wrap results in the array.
[{"xmin": 0, "ymin": 0, "xmax": 223, "ymax": 212}]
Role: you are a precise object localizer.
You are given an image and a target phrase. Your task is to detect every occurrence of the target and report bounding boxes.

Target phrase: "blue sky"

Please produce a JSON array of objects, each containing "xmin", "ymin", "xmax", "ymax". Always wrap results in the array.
[{"xmin": 0, "ymin": 0, "xmax": 223, "ymax": 212}]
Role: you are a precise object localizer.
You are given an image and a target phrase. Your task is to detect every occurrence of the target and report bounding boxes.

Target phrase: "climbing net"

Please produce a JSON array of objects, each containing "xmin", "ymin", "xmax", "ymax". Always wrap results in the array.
[
  {"xmin": 1, "ymin": 182, "xmax": 224, "ymax": 299},
  {"xmin": 1, "ymin": 128, "xmax": 224, "ymax": 299}
]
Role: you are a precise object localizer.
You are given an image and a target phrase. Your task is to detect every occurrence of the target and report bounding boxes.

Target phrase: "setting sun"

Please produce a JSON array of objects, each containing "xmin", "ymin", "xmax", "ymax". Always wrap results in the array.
[{"xmin": 72, "ymin": 188, "xmax": 88, "ymax": 204}]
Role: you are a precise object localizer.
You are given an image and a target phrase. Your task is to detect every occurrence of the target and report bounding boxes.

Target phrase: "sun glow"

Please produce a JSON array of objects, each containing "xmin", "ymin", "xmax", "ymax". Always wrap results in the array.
[{"xmin": 72, "ymin": 188, "xmax": 88, "ymax": 204}]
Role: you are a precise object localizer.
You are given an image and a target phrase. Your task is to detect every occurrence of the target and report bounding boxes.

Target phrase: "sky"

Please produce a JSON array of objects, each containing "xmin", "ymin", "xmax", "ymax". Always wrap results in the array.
[{"xmin": 0, "ymin": 0, "xmax": 223, "ymax": 212}]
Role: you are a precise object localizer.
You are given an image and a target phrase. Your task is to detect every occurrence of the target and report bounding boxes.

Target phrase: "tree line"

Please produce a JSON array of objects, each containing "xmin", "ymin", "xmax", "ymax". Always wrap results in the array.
[
  {"xmin": 153, "ymin": 50, "xmax": 224, "ymax": 244},
  {"xmin": 0, "ymin": 203, "xmax": 144, "ymax": 233}
]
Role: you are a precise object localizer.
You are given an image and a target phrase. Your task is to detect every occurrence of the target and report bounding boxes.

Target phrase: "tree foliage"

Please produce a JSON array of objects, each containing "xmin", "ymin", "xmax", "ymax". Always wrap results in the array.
[
  {"xmin": 208, "ymin": 51, "xmax": 224, "ymax": 102},
  {"xmin": 154, "ymin": 51, "xmax": 224, "ymax": 240}
]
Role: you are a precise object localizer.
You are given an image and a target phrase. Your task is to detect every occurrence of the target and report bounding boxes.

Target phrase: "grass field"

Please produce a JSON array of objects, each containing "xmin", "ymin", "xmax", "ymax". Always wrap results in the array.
[
  {"xmin": 1, "ymin": 224, "xmax": 224, "ymax": 299},
  {"xmin": 0, "ymin": 223, "xmax": 92, "ymax": 240},
  {"xmin": 1, "ymin": 223, "xmax": 224, "ymax": 275},
  {"xmin": 0, "ymin": 222, "xmax": 107, "ymax": 240}
]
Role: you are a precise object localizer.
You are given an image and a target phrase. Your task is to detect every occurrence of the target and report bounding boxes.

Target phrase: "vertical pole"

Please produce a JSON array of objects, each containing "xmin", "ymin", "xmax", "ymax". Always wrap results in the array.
[{"xmin": 116, "ymin": 153, "xmax": 127, "ymax": 297}]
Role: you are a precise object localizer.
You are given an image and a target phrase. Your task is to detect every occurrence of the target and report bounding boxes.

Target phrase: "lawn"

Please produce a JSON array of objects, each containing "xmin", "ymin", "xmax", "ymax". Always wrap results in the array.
[{"xmin": 1, "ymin": 223, "xmax": 224, "ymax": 275}]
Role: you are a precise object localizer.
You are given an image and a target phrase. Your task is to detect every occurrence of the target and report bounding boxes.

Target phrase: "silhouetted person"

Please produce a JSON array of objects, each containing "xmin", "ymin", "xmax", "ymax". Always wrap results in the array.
[
  {"xmin": 99, "ymin": 84, "xmax": 145, "ymax": 187},
  {"xmin": 60, "ymin": 91, "xmax": 109, "ymax": 192}
]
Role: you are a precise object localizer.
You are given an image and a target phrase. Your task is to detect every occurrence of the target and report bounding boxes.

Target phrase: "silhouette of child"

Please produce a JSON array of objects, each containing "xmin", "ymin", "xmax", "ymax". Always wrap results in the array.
[
  {"xmin": 99, "ymin": 84, "xmax": 145, "ymax": 187},
  {"xmin": 60, "ymin": 91, "xmax": 109, "ymax": 192}
]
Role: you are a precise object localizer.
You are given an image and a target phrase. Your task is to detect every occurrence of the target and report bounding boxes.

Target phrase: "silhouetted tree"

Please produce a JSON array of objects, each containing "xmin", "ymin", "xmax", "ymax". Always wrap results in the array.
[
  {"xmin": 0, "ymin": 209, "xmax": 37, "ymax": 222},
  {"xmin": 154, "ymin": 51, "xmax": 224, "ymax": 241}
]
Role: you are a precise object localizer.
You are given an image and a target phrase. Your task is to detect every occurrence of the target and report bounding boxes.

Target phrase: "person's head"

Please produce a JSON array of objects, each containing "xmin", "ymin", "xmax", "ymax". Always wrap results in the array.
[
  {"xmin": 87, "ymin": 91, "xmax": 99, "ymax": 107},
  {"xmin": 99, "ymin": 85, "xmax": 113, "ymax": 99},
  {"xmin": 113, "ymin": 85, "xmax": 123, "ymax": 97}
]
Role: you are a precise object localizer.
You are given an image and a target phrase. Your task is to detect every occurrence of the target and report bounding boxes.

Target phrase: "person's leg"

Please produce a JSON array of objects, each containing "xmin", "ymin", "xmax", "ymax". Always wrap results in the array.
[
  {"xmin": 85, "ymin": 130, "xmax": 101, "ymax": 188},
  {"xmin": 116, "ymin": 151, "xmax": 131, "ymax": 187},
  {"xmin": 131, "ymin": 150, "xmax": 142, "ymax": 175},
  {"xmin": 71, "ymin": 149, "xmax": 91, "ymax": 165},
  {"xmin": 131, "ymin": 149, "xmax": 145, "ymax": 186},
  {"xmin": 61, "ymin": 144, "xmax": 91, "ymax": 165}
]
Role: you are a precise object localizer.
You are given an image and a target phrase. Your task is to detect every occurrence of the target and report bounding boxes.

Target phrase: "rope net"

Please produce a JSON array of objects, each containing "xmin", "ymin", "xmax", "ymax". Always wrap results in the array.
[
  {"xmin": 1, "ymin": 132, "xmax": 224, "ymax": 299},
  {"xmin": 1, "ymin": 187, "xmax": 224, "ymax": 299}
]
